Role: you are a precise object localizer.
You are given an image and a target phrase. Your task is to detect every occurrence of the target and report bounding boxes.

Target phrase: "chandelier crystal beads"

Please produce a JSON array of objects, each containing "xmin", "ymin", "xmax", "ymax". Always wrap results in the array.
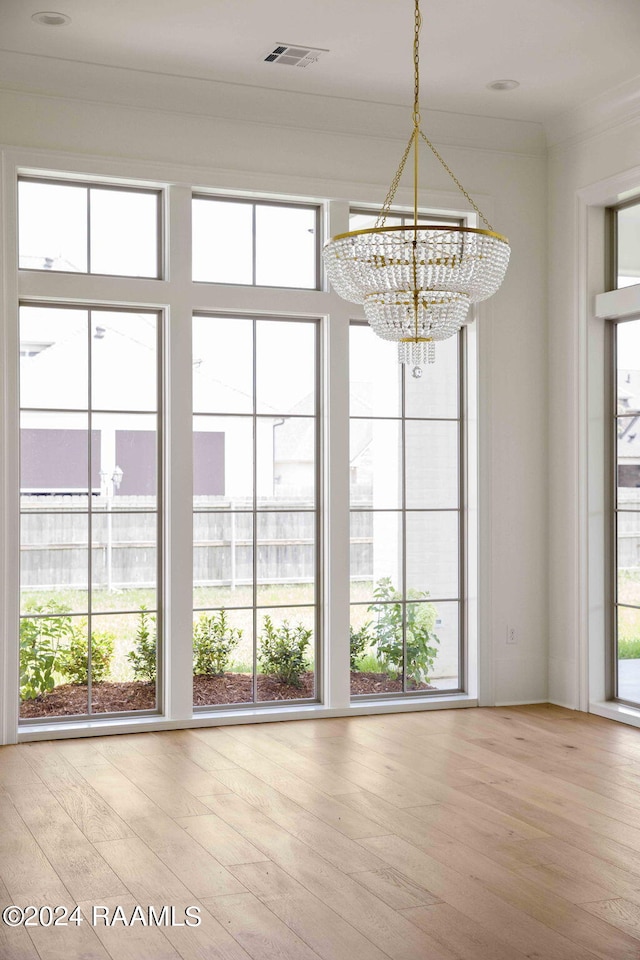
[{"xmin": 322, "ymin": 0, "xmax": 510, "ymax": 376}]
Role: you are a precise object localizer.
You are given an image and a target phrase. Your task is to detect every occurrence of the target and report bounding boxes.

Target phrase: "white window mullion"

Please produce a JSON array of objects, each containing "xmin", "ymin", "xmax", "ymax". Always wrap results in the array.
[
  {"xmin": 164, "ymin": 184, "xmax": 193, "ymax": 721},
  {"xmin": 324, "ymin": 202, "xmax": 351, "ymax": 710},
  {"xmin": 324, "ymin": 307, "xmax": 351, "ymax": 709}
]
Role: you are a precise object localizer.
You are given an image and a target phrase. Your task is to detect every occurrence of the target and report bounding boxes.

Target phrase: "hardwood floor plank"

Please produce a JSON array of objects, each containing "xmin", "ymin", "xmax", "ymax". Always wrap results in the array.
[
  {"xmin": 79, "ymin": 897, "xmax": 182, "ymax": 960},
  {"xmin": 99, "ymin": 752, "xmax": 212, "ymax": 818},
  {"xmin": 193, "ymin": 727, "xmax": 359, "ymax": 796},
  {"xmin": 202, "ymin": 892, "xmax": 325, "ymax": 960},
  {"xmin": 0, "ymin": 791, "xmax": 70, "ymax": 902},
  {"xmin": 208, "ymin": 767, "xmax": 386, "ymax": 872},
  {"xmin": 175, "ymin": 813, "xmax": 271, "ymax": 866},
  {"xmin": 230, "ymin": 860, "xmax": 414, "ymax": 960},
  {"xmin": 2, "ymin": 781, "xmax": 128, "ymax": 902},
  {"xmin": 75, "ymin": 761, "xmax": 166, "ymax": 822},
  {"xmin": 401, "ymin": 902, "xmax": 529, "ymax": 960},
  {"xmin": 204, "ymin": 793, "xmax": 456, "ymax": 960},
  {"xmin": 93, "ymin": 837, "xmax": 199, "ymax": 902},
  {"xmin": 32, "ymin": 760, "xmax": 135, "ymax": 843},
  {"xmin": 128, "ymin": 814, "xmax": 247, "ymax": 898},
  {"xmin": 0, "ymin": 879, "xmax": 41, "ymax": 960},
  {"xmin": 361, "ymin": 834, "xmax": 602, "ymax": 960},
  {"xmin": 582, "ymin": 899, "xmax": 640, "ymax": 940}
]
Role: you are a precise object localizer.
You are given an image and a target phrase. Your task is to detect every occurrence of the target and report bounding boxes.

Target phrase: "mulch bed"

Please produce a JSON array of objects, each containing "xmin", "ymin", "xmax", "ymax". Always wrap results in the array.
[{"xmin": 20, "ymin": 671, "xmax": 433, "ymax": 717}]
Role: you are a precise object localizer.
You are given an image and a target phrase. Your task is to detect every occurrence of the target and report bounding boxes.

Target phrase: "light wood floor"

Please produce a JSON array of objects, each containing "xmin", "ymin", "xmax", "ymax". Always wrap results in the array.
[{"xmin": 3, "ymin": 705, "xmax": 640, "ymax": 959}]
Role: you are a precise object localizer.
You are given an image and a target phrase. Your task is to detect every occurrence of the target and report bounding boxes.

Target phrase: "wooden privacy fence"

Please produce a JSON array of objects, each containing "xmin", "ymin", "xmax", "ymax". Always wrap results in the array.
[{"xmin": 21, "ymin": 502, "xmax": 375, "ymax": 589}]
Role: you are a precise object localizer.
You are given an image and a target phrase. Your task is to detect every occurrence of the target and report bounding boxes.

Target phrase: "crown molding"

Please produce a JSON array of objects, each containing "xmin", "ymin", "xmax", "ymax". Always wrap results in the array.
[
  {"xmin": 0, "ymin": 49, "xmax": 545, "ymax": 158},
  {"xmin": 545, "ymin": 72, "xmax": 640, "ymax": 152}
]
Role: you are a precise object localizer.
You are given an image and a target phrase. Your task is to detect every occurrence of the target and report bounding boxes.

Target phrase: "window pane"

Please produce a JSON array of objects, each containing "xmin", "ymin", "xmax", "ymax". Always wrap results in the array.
[
  {"xmin": 193, "ymin": 608, "xmax": 254, "ymax": 706},
  {"xmin": 90, "ymin": 611, "xmax": 157, "ymax": 713},
  {"xmin": 193, "ymin": 315, "xmax": 253, "ymax": 414},
  {"xmin": 405, "ymin": 421, "xmax": 459, "ymax": 509},
  {"xmin": 405, "ymin": 334, "xmax": 459, "ymax": 419},
  {"xmin": 618, "ymin": 415, "xmax": 640, "ymax": 501},
  {"xmin": 194, "ymin": 512, "xmax": 253, "ymax": 609},
  {"xmin": 92, "ymin": 312, "xmax": 157, "ymax": 411},
  {"xmin": 19, "ymin": 180, "xmax": 88, "ymax": 272},
  {"xmin": 192, "ymin": 199, "xmax": 253, "ymax": 284},
  {"xmin": 256, "ymin": 606, "xmax": 315, "ymax": 701},
  {"xmin": 256, "ymin": 320, "xmax": 315, "ymax": 414},
  {"xmin": 90, "ymin": 189, "xmax": 158, "ymax": 277},
  {"xmin": 21, "ymin": 513, "xmax": 88, "ymax": 615},
  {"xmin": 349, "ymin": 213, "xmax": 402, "ymax": 232},
  {"xmin": 92, "ymin": 413, "xmax": 157, "ymax": 510},
  {"xmin": 618, "ymin": 517, "xmax": 640, "ymax": 605},
  {"xmin": 350, "ymin": 511, "xmax": 402, "ymax": 603},
  {"xmin": 20, "ymin": 306, "xmax": 88, "ymax": 410},
  {"xmin": 406, "ymin": 511, "xmax": 459, "ymax": 599},
  {"xmin": 256, "ymin": 512, "xmax": 315, "ymax": 605},
  {"xmin": 350, "ymin": 324, "xmax": 401, "ymax": 417},
  {"xmin": 618, "ymin": 606, "xmax": 640, "ymax": 702},
  {"xmin": 19, "ymin": 615, "xmax": 89, "ymax": 718},
  {"xmin": 21, "ymin": 411, "xmax": 90, "ymax": 501},
  {"xmin": 92, "ymin": 513, "xmax": 157, "ymax": 611},
  {"xmin": 350, "ymin": 603, "xmax": 403, "ymax": 695},
  {"xmin": 405, "ymin": 600, "xmax": 459, "ymax": 692},
  {"xmin": 194, "ymin": 416, "xmax": 253, "ymax": 509},
  {"xmin": 350, "ymin": 419, "xmax": 401, "ymax": 509},
  {"xmin": 617, "ymin": 204, "xmax": 640, "ymax": 289},
  {"xmin": 255, "ymin": 205, "xmax": 316, "ymax": 288},
  {"xmin": 257, "ymin": 417, "xmax": 315, "ymax": 508}
]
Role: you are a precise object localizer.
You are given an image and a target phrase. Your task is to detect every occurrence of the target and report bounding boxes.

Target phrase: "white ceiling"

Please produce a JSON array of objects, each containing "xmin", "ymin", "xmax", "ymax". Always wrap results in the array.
[{"xmin": 1, "ymin": 0, "xmax": 640, "ymax": 124}]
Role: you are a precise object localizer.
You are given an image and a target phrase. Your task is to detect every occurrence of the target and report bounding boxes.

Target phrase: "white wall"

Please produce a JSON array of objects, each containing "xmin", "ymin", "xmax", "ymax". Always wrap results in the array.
[
  {"xmin": 0, "ymin": 65, "xmax": 548, "ymax": 707},
  {"xmin": 548, "ymin": 87, "xmax": 640, "ymax": 708}
]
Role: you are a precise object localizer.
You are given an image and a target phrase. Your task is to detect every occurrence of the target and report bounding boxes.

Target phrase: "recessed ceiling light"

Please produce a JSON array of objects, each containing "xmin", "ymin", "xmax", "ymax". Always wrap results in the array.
[
  {"xmin": 31, "ymin": 11, "xmax": 71, "ymax": 26},
  {"xmin": 487, "ymin": 79, "xmax": 520, "ymax": 91}
]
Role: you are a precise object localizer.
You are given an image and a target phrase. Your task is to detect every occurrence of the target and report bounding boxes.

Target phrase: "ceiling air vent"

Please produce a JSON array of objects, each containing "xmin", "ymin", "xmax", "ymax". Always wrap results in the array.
[{"xmin": 263, "ymin": 44, "xmax": 328, "ymax": 68}]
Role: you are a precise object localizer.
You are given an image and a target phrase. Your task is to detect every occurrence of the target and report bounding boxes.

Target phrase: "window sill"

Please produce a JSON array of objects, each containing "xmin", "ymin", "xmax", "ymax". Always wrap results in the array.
[
  {"xmin": 17, "ymin": 693, "xmax": 478, "ymax": 741},
  {"xmin": 590, "ymin": 700, "xmax": 640, "ymax": 729}
]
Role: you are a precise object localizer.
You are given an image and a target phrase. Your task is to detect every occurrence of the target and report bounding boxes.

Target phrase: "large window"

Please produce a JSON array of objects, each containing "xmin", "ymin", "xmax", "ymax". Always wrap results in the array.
[
  {"xmin": 614, "ymin": 318, "xmax": 640, "ymax": 704},
  {"xmin": 10, "ymin": 168, "xmax": 470, "ymax": 730},
  {"xmin": 192, "ymin": 315, "xmax": 320, "ymax": 706},
  {"xmin": 19, "ymin": 305, "xmax": 161, "ymax": 719},
  {"xmin": 349, "ymin": 323, "xmax": 463, "ymax": 696}
]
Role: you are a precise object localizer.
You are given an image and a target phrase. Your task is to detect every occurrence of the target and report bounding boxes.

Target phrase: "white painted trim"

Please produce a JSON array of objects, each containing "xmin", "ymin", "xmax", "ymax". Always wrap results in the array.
[
  {"xmin": 590, "ymin": 700, "xmax": 640, "ymax": 729},
  {"xmin": 17, "ymin": 694, "xmax": 479, "ymax": 741},
  {"xmin": 595, "ymin": 284, "xmax": 640, "ymax": 320},
  {"xmin": 0, "ymin": 56, "xmax": 546, "ymax": 158},
  {"xmin": 0, "ymin": 149, "xmax": 20, "ymax": 744},
  {"xmin": 546, "ymin": 74, "xmax": 640, "ymax": 153}
]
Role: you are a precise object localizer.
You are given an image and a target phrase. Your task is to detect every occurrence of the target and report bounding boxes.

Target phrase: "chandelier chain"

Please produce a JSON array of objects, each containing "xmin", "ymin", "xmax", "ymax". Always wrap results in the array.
[
  {"xmin": 418, "ymin": 129, "xmax": 495, "ymax": 231},
  {"xmin": 375, "ymin": 130, "xmax": 416, "ymax": 228},
  {"xmin": 413, "ymin": 0, "xmax": 421, "ymax": 127}
]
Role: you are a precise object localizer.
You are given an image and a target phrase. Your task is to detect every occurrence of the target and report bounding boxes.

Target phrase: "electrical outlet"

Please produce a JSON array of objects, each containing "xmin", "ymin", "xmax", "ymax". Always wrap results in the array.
[{"xmin": 507, "ymin": 626, "xmax": 517, "ymax": 645}]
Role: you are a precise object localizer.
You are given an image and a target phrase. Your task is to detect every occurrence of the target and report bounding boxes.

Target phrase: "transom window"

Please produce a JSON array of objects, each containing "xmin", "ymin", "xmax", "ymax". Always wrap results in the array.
[
  {"xmin": 192, "ymin": 196, "xmax": 320, "ymax": 289},
  {"xmin": 18, "ymin": 178, "xmax": 161, "ymax": 278}
]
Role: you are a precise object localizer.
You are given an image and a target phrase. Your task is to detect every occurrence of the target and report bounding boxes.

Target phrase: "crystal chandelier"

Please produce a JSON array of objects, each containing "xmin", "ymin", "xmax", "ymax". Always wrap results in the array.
[{"xmin": 323, "ymin": 0, "xmax": 511, "ymax": 377}]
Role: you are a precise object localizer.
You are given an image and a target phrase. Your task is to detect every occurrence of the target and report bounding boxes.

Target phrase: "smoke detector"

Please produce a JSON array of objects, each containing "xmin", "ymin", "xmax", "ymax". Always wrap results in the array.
[{"xmin": 263, "ymin": 44, "xmax": 328, "ymax": 68}]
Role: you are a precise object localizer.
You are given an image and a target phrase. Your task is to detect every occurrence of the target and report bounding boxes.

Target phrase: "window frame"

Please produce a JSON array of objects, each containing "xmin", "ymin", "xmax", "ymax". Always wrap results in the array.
[
  {"xmin": 0, "ymin": 150, "xmax": 480, "ymax": 744},
  {"xmin": 348, "ymin": 320, "xmax": 467, "ymax": 700},
  {"xmin": 18, "ymin": 175, "xmax": 164, "ymax": 280},
  {"xmin": 191, "ymin": 311, "xmax": 324, "ymax": 711},
  {"xmin": 18, "ymin": 301, "xmax": 165, "ymax": 723},
  {"xmin": 192, "ymin": 193, "xmax": 322, "ymax": 291}
]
